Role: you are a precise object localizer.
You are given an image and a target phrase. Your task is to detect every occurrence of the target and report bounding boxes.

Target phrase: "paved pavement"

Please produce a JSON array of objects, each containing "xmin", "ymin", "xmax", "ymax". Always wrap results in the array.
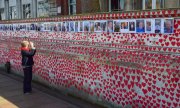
[{"xmin": 0, "ymin": 71, "xmax": 103, "ymax": 108}]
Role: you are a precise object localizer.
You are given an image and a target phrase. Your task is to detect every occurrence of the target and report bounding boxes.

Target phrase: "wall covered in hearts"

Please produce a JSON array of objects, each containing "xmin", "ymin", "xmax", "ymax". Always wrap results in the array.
[{"xmin": 0, "ymin": 9, "xmax": 180, "ymax": 108}]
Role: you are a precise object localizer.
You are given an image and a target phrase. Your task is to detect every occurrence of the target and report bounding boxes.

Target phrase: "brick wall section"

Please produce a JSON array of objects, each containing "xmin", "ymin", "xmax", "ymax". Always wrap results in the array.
[
  {"xmin": 76, "ymin": 0, "xmax": 82, "ymax": 14},
  {"xmin": 56, "ymin": 0, "xmax": 69, "ymax": 15}
]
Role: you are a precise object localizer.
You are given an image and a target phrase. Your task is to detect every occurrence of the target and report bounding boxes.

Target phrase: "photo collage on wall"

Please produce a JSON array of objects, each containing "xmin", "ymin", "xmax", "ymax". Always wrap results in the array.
[{"xmin": 0, "ymin": 18, "xmax": 174, "ymax": 34}]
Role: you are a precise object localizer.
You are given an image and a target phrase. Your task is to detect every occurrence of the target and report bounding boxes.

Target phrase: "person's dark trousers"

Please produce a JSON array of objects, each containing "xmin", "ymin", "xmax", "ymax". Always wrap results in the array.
[{"xmin": 23, "ymin": 66, "xmax": 32, "ymax": 93}]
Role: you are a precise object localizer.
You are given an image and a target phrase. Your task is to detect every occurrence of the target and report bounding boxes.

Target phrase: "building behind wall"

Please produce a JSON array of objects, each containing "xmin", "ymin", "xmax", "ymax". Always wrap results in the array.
[{"xmin": 0, "ymin": 0, "xmax": 180, "ymax": 20}]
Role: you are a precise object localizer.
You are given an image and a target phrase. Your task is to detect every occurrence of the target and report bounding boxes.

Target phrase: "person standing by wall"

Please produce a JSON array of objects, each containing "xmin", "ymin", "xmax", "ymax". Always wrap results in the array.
[{"xmin": 21, "ymin": 41, "xmax": 36, "ymax": 94}]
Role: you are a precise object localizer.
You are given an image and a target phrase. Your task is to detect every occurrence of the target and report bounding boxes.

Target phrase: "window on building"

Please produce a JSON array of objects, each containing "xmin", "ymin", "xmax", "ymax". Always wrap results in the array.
[
  {"xmin": 23, "ymin": 4, "xmax": 31, "ymax": 18},
  {"xmin": 49, "ymin": 0, "xmax": 57, "ymax": 16},
  {"xmin": 155, "ymin": 0, "xmax": 179, "ymax": 9},
  {"xmin": 111, "ymin": 0, "xmax": 143, "ymax": 11},
  {"xmin": 156, "ymin": 0, "xmax": 164, "ymax": 9},
  {"xmin": 145, "ymin": 0, "xmax": 152, "ymax": 9},
  {"xmin": 164, "ymin": 0, "xmax": 179, "ymax": 8},
  {"xmin": 69, "ymin": 0, "xmax": 76, "ymax": 15},
  {"xmin": 0, "ymin": 9, "xmax": 5, "ymax": 20},
  {"xmin": 133, "ymin": 0, "xmax": 143, "ymax": 10},
  {"xmin": 37, "ymin": 1, "xmax": 49, "ymax": 17},
  {"xmin": 9, "ymin": 6, "xmax": 16, "ymax": 19}
]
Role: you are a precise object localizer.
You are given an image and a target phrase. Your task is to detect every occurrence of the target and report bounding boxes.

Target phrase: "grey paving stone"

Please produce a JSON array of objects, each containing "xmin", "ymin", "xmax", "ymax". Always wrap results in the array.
[{"xmin": 0, "ymin": 73, "xmax": 95, "ymax": 108}]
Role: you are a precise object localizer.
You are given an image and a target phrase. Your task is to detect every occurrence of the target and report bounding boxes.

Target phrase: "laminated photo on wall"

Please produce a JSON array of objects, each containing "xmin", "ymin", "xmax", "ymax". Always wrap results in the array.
[
  {"xmin": 94, "ymin": 21, "xmax": 102, "ymax": 32},
  {"xmin": 136, "ymin": 19, "xmax": 145, "ymax": 33},
  {"xmin": 54, "ymin": 23, "xmax": 59, "ymax": 32},
  {"xmin": 129, "ymin": 20, "xmax": 136, "ymax": 33},
  {"xmin": 61, "ymin": 22, "xmax": 66, "ymax": 32},
  {"xmin": 101, "ymin": 20, "xmax": 107, "ymax": 32},
  {"xmin": 90, "ymin": 21, "xmax": 95, "ymax": 32},
  {"xmin": 145, "ymin": 19, "xmax": 154, "ymax": 33},
  {"xmin": 121, "ymin": 20, "xmax": 129, "ymax": 33},
  {"xmin": 107, "ymin": 20, "xmax": 113, "ymax": 33},
  {"xmin": 75, "ymin": 21, "xmax": 78, "ymax": 32},
  {"xmin": 164, "ymin": 18, "xmax": 174, "ymax": 34},
  {"xmin": 69, "ymin": 21, "xmax": 75, "ymax": 32},
  {"xmin": 57, "ymin": 22, "xmax": 62, "ymax": 32},
  {"xmin": 113, "ymin": 20, "xmax": 121, "ymax": 32},
  {"xmin": 94, "ymin": 20, "xmax": 106, "ymax": 32},
  {"xmin": 26, "ymin": 23, "xmax": 30, "ymax": 31},
  {"xmin": 4, "ymin": 24, "xmax": 8, "ymax": 31},
  {"xmin": 29, "ymin": 23, "xmax": 36, "ymax": 31},
  {"xmin": 0, "ymin": 24, "xmax": 3, "ymax": 31},
  {"xmin": 49, "ymin": 23, "xmax": 55, "ymax": 32},
  {"xmin": 66, "ymin": 22, "xmax": 70, "ymax": 32},
  {"xmin": 5, "ymin": 24, "xmax": 9, "ymax": 31},
  {"xmin": 79, "ymin": 21, "xmax": 83, "ymax": 32},
  {"xmin": 83, "ymin": 21, "xmax": 90, "ymax": 32},
  {"xmin": 43, "ymin": 23, "xmax": 51, "ymax": 32},
  {"xmin": 37, "ymin": 22, "xmax": 44, "ymax": 31},
  {"xmin": 9, "ymin": 24, "xmax": 14, "ymax": 31},
  {"xmin": 155, "ymin": 19, "xmax": 162, "ymax": 33}
]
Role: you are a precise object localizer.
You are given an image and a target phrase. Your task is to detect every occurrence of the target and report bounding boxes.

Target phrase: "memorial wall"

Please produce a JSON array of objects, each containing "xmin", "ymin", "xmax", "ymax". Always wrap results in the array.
[{"xmin": 0, "ymin": 9, "xmax": 180, "ymax": 108}]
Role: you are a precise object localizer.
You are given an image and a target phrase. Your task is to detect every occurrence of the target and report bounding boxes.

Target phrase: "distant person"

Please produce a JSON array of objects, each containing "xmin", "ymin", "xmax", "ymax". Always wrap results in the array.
[
  {"xmin": 164, "ymin": 20, "xmax": 173, "ymax": 33},
  {"xmin": 21, "ymin": 41, "xmax": 36, "ymax": 94}
]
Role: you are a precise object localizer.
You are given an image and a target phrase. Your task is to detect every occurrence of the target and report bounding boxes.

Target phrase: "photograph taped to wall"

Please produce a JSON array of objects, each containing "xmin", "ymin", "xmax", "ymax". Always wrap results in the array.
[
  {"xmin": 37, "ymin": 22, "xmax": 44, "ymax": 31},
  {"xmin": 66, "ymin": 22, "xmax": 70, "ymax": 32},
  {"xmin": 54, "ymin": 23, "xmax": 59, "ymax": 32},
  {"xmin": 61, "ymin": 22, "xmax": 66, "ymax": 32},
  {"xmin": 14, "ymin": 24, "xmax": 20, "ymax": 31},
  {"xmin": 30, "ymin": 23, "xmax": 37, "ymax": 31},
  {"xmin": 51, "ymin": 22, "xmax": 56, "ymax": 32},
  {"xmin": 155, "ymin": 19, "xmax": 162, "ymax": 33},
  {"xmin": 35, "ymin": 23, "xmax": 40, "ymax": 31},
  {"xmin": 90, "ymin": 21, "xmax": 95, "ymax": 32},
  {"xmin": 3, "ymin": 24, "xmax": 9, "ymax": 31},
  {"xmin": 145, "ymin": 19, "xmax": 154, "ymax": 33},
  {"xmin": 46, "ymin": 23, "xmax": 52, "ymax": 31},
  {"xmin": 136, "ymin": 19, "xmax": 145, "ymax": 33},
  {"xmin": 121, "ymin": 20, "xmax": 129, "ymax": 33},
  {"xmin": 9, "ymin": 24, "xmax": 14, "ymax": 31},
  {"xmin": 19, "ymin": 24, "xmax": 26, "ymax": 31},
  {"xmin": 94, "ymin": 21, "xmax": 102, "ymax": 32},
  {"xmin": 12, "ymin": 24, "xmax": 16, "ymax": 31},
  {"xmin": 79, "ymin": 21, "xmax": 83, "ymax": 32},
  {"xmin": 113, "ymin": 20, "xmax": 121, "ymax": 32},
  {"xmin": 129, "ymin": 20, "xmax": 136, "ymax": 33},
  {"xmin": 0, "ymin": 24, "xmax": 4, "ymax": 31},
  {"xmin": 164, "ymin": 18, "xmax": 174, "ymax": 34},
  {"xmin": 107, "ymin": 20, "xmax": 113, "ymax": 33},
  {"xmin": 75, "ymin": 21, "xmax": 78, "ymax": 32},
  {"xmin": 84, "ymin": 21, "xmax": 90, "ymax": 32},
  {"xmin": 69, "ymin": 21, "xmax": 75, "ymax": 32},
  {"xmin": 58, "ymin": 22, "xmax": 62, "ymax": 32},
  {"xmin": 26, "ymin": 23, "xmax": 30, "ymax": 31},
  {"xmin": 101, "ymin": 20, "xmax": 107, "ymax": 32}
]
